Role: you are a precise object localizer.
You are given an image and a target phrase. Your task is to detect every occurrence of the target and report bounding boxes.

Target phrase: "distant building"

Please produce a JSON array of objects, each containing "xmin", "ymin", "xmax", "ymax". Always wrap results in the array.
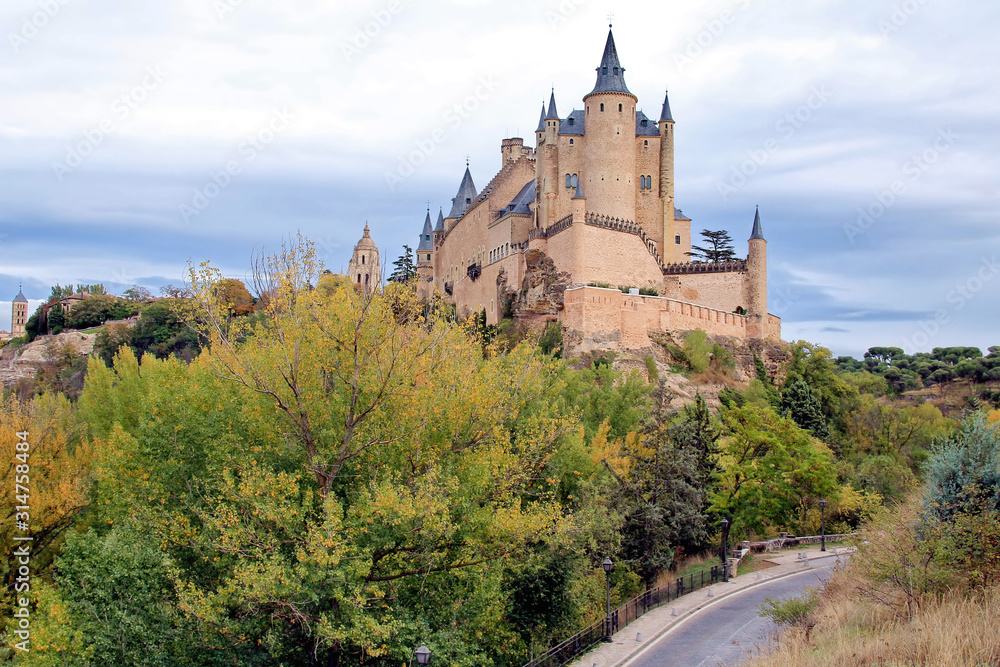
[
  {"xmin": 12, "ymin": 288, "xmax": 28, "ymax": 338},
  {"xmin": 346, "ymin": 223, "xmax": 381, "ymax": 293}
]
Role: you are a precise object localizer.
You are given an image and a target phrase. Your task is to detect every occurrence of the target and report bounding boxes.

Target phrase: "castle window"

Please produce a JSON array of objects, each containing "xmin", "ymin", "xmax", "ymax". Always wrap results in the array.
[
  {"xmin": 361, "ymin": 255, "xmax": 365, "ymax": 264},
  {"xmin": 571, "ymin": 174, "xmax": 579, "ymax": 187},
  {"xmin": 466, "ymin": 198, "xmax": 471, "ymax": 206},
  {"xmin": 614, "ymin": 67, "xmax": 619, "ymax": 75},
  {"xmin": 357, "ymin": 274, "xmax": 362, "ymax": 283},
  {"xmin": 566, "ymin": 173, "xmax": 572, "ymax": 188},
  {"xmin": 570, "ymin": 138, "xmax": 574, "ymax": 145},
  {"xmin": 600, "ymin": 103, "xmax": 604, "ymax": 112},
  {"xmin": 618, "ymin": 103, "xmax": 623, "ymax": 112},
  {"xmin": 602, "ymin": 66, "xmax": 608, "ymax": 74},
  {"xmin": 675, "ymin": 235, "xmax": 681, "ymax": 245},
  {"xmin": 568, "ymin": 116, "xmax": 575, "ymax": 126},
  {"xmin": 365, "ymin": 274, "xmax": 370, "ymax": 285},
  {"xmin": 641, "ymin": 119, "xmax": 648, "ymax": 127},
  {"xmin": 644, "ymin": 140, "xmax": 649, "ymax": 146}
]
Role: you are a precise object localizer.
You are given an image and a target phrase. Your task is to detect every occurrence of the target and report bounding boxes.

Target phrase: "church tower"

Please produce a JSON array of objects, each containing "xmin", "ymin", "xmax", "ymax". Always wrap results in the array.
[
  {"xmin": 12, "ymin": 287, "xmax": 28, "ymax": 338},
  {"xmin": 581, "ymin": 27, "xmax": 638, "ymax": 223},
  {"xmin": 746, "ymin": 208, "xmax": 768, "ymax": 338},
  {"xmin": 346, "ymin": 224, "xmax": 380, "ymax": 293}
]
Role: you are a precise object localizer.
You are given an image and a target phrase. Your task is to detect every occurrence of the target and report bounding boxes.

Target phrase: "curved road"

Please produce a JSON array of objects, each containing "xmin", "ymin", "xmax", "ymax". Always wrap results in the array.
[{"xmin": 624, "ymin": 555, "xmax": 842, "ymax": 667}]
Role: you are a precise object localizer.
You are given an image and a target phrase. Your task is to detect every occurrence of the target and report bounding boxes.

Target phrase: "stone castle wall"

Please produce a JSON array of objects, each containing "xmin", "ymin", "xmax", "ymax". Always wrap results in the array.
[{"xmin": 661, "ymin": 270, "xmax": 750, "ymax": 315}]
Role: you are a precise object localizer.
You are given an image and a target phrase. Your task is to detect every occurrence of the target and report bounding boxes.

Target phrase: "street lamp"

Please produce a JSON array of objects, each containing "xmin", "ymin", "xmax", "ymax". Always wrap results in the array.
[
  {"xmin": 602, "ymin": 557, "xmax": 614, "ymax": 642},
  {"xmin": 720, "ymin": 518, "xmax": 730, "ymax": 582},
  {"xmin": 414, "ymin": 643, "xmax": 431, "ymax": 665},
  {"xmin": 819, "ymin": 499, "xmax": 827, "ymax": 552}
]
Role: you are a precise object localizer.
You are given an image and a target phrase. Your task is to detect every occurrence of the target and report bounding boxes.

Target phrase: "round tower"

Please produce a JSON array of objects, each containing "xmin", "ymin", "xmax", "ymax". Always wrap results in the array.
[
  {"xmin": 347, "ymin": 223, "xmax": 381, "ymax": 294},
  {"xmin": 581, "ymin": 27, "xmax": 638, "ymax": 222},
  {"xmin": 746, "ymin": 207, "xmax": 768, "ymax": 339}
]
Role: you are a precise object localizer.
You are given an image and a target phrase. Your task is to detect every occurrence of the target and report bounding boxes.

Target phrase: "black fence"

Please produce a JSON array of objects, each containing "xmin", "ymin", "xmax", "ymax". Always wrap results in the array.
[{"xmin": 522, "ymin": 565, "xmax": 722, "ymax": 667}]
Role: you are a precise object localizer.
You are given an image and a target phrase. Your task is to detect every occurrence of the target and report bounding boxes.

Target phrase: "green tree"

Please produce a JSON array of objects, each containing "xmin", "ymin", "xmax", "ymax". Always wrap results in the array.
[
  {"xmin": 687, "ymin": 230, "xmax": 737, "ymax": 263},
  {"xmin": 780, "ymin": 378, "xmax": 829, "ymax": 438},
  {"xmin": 711, "ymin": 405, "xmax": 839, "ymax": 539},
  {"xmin": 388, "ymin": 244, "xmax": 417, "ymax": 283}
]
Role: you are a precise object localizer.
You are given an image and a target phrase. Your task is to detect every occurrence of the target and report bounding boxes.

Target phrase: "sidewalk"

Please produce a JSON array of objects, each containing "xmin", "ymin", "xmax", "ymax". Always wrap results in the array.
[{"xmin": 570, "ymin": 546, "xmax": 853, "ymax": 667}]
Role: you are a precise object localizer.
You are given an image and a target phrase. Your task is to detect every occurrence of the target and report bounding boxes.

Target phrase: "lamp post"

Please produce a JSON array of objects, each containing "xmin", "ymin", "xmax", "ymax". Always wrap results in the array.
[
  {"xmin": 414, "ymin": 643, "xmax": 431, "ymax": 665},
  {"xmin": 720, "ymin": 518, "xmax": 730, "ymax": 582},
  {"xmin": 819, "ymin": 499, "xmax": 827, "ymax": 552},
  {"xmin": 602, "ymin": 557, "xmax": 614, "ymax": 642}
]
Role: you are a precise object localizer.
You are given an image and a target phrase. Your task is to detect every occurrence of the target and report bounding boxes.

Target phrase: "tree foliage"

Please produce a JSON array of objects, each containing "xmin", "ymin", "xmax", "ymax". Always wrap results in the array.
[{"xmin": 687, "ymin": 229, "xmax": 737, "ymax": 263}]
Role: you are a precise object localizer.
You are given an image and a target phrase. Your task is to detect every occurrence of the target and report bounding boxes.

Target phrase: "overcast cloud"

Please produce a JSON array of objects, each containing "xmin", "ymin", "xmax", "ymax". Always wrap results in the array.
[{"xmin": 1, "ymin": 0, "xmax": 997, "ymax": 357}]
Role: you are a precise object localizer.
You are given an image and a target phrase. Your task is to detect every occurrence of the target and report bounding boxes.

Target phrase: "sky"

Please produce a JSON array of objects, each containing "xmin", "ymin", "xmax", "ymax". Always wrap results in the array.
[{"xmin": 0, "ymin": 0, "xmax": 997, "ymax": 358}]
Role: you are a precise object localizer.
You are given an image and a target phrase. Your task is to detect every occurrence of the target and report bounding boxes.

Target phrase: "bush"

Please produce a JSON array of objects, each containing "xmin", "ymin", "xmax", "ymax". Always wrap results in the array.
[
  {"xmin": 644, "ymin": 355, "xmax": 658, "ymax": 382},
  {"xmin": 587, "ymin": 282, "xmax": 611, "ymax": 289},
  {"xmin": 639, "ymin": 287, "xmax": 659, "ymax": 296},
  {"xmin": 538, "ymin": 321, "xmax": 563, "ymax": 358},
  {"xmin": 759, "ymin": 589, "xmax": 819, "ymax": 627},
  {"xmin": 683, "ymin": 330, "xmax": 711, "ymax": 373}
]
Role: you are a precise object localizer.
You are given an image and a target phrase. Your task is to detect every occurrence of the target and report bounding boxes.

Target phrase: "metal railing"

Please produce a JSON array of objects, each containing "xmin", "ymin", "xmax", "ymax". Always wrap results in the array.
[{"xmin": 522, "ymin": 565, "xmax": 722, "ymax": 667}]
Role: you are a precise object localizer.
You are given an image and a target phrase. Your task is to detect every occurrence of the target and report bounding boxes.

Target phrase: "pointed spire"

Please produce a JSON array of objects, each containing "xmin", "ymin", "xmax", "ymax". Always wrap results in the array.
[
  {"xmin": 750, "ymin": 206, "xmax": 766, "ymax": 241},
  {"xmin": 659, "ymin": 89, "xmax": 674, "ymax": 123},
  {"xmin": 448, "ymin": 166, "xmax": 478, "ymax": 218},
  {"xmin": 417, "ymin": 209, "xmax": 434, "ymax": 251},
  {"xmin": 536, "ymin": 103, "xmax": 546, "ymax": 133},
  {"xmin": 572, "ymin": 178, "xmax": 586, "ymax": 200},
  {"xmin": 434, "ymin": 208, "xmax": 445, "ymax": 233},
  {"xmin": 545, "ymin": 89, "xmax": 559, "ymax": 120},
  {"xmin": 587, "ymin": 28, "xmax": 634, "ymax": 98},
  {"xmin": 13, "ymin": 283, "xmax": 27, "ymax": 303}
]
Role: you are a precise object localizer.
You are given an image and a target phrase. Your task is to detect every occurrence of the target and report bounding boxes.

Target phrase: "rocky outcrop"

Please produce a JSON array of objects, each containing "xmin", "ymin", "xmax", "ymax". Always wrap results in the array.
[
  {"xmin": 0, "ymin": 331, "xmax": 97, "ymax": 387},
  {"xmin": 513, "ymin": 249, "xmax": 572, "ymax": 328}
]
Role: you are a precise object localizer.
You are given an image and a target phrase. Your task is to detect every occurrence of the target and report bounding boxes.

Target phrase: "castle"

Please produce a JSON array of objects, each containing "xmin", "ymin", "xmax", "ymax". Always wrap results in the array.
[{"xmin": 412, "ymin": 28, "xmax": 780, "ymax": 352}]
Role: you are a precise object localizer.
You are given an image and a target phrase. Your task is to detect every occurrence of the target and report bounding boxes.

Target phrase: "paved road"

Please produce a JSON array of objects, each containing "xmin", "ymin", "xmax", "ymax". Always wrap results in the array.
[{"xmin": 624, "ymin": 555, "xmax": 841, "ymax": 667}]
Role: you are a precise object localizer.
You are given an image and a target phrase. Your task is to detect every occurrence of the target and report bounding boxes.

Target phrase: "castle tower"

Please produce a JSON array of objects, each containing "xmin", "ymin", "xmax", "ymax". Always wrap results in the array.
[
  {"xmin": 581, "ymin": 27, "xmax": 638, "ymax": 223},
  {"xmin": 746, "ymin": 207, "xmax": 768, "ymax": 338},
  {"xmin": 538, "ymin": 91, "xmax": 561, "ymax": 227},
  {"xmin": 659, "ymin": 90, "xmax": 687, "ymax": 264},
  {"xmin": 346, "ymin": 223, "xmax": 381, "ymax": 293},
  {"xmin": 447, "ymin": 166, "xmax": 478, "ymax": 225},
  {"xmin": 12, "ymin": 287, "xmax": 28, "ymax": 338},
  {"xmin": 416, "ymin": 209, "xmax": 435, "ymax": 296}
]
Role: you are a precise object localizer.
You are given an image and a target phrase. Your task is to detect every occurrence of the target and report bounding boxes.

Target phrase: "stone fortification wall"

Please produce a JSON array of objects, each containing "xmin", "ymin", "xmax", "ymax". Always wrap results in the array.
[
  {"xmin": 661, "ymin": 270, "xmax": 749, "ymax": 315},
  {"xmin": 544, "ymin": 221, "xmax": 663, "ymax": 292},
  {"xmin": 562, "ymin": 286, "xmax": 780, "ymax": 355}
]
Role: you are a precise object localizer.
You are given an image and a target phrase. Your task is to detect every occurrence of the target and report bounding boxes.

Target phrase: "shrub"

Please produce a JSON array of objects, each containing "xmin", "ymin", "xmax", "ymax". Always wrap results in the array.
[
  {"xmin": 639, "ymin": 287, "xmax": 659, "ymax": 296},
  {"xmin": 759, "ymin": 589, "xmax": 819, "ymax": 627},
  {"xmin": 683, "ymin": 330, "xmax": 711, "ymax": 374},
  {"xmin": 644, "ymin": 355, "xmax": 658, "ymax": 382},
  {"xmin": 538, "ymin": 321, "xmax": 563, "ymax": 358}
]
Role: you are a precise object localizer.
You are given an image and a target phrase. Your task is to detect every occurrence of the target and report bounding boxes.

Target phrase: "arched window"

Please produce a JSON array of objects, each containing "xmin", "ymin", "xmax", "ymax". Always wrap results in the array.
[
  {"xmin": 570, "ymin": 138, "xmax": 574, "ymax": 145},
  {"xmin": 357, "ymin": 274, "xmax": 362, "ymax": 283},
  {"xmin": 613, "ymin": 67, "xmax": 619, "ymax": 75},
  {"xmin": 361, "ymin": 255, "xmax": 365, "ymax": 264},
  {"xmin": 644, "ymin": 140, "xmax": 649, "ymax": 146},
  {"xmin": 600, "ymin": 103, "xmax": 605, "ymax": 112},
  {"xmin": 675, "ymin": 235, "xmax": 681, "ymax": 245},
  {"xmin": 565, "ymin": 173, "xmax": 572, "ymax": 188},
  {"xmin": 364, "ymin": 274, "xmax": 369, "ymax": 285},
  {"xmin": 618, "ymin": 103, "xmax": 623, "ymax": 112},
  {"xmin": 602, "ymin": 66, "xmax": 608, "ymax": 74},
  {"xmin": 571, "ymin": 174, "xmax": 579, "ymax": 188}
]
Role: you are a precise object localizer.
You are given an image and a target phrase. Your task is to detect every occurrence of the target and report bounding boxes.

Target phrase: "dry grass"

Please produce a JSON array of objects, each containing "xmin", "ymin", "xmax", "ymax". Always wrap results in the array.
[{"xmin": 741, "ymin": 566, "xmax": 1000, "ymax": 667}]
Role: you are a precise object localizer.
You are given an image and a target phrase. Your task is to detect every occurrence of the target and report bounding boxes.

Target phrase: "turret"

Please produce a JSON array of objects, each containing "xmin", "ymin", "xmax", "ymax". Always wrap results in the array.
[
  {"xmin": 581, "ymin": 27, "xmax": 638, "ymax": 222},
  {"xmin": 346, "ymin": 224, "xmax": 381, "ymax": 294},
  {"xmin": 659, "ymin": 89, "xmax": 682, "ymax": 262},
  {"xmin": 447, "ymin": 166, "xmax": 478, "ymax": 226},
  {"xmin": 12, "ymin": 287, "xmax": 28, "ymax": 338},
  {"xmin": 746, "ymin": 207, "xmax": 768, "ymax": 338}
]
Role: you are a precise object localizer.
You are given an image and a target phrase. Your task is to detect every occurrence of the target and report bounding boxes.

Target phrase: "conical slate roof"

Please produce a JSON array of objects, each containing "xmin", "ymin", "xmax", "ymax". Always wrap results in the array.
[
  {"xmin": 448, "ymin": 166, "xmax": 478, "ymax": 218},
  {"xmin": 535, "ymin": 103, "xmax": 546, "ymax": 133},
  {"xmin": 13, "ymin": 289, "xmax": 28, "ymax": 303},
  {"xmin": 659, "ymin": 90, "xmax": 674, "ymax": 122},
  {"xmin": 750, "ymin": 207, "xmax": 766, "ymax": 241},
  {"xmin": 587, "ymin": 28, "xmax": 634, "ymax": 98},
  {"xmin": 545, "ymin": 89, "xmax": 559, "ymax": 120},
  {"xmin": 434, "ymin": 208, "xmax": 445, "ymax": 233},
  {"xmin": 417, "ymin": 210, "xmax": 434, "ymax": 251}
]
